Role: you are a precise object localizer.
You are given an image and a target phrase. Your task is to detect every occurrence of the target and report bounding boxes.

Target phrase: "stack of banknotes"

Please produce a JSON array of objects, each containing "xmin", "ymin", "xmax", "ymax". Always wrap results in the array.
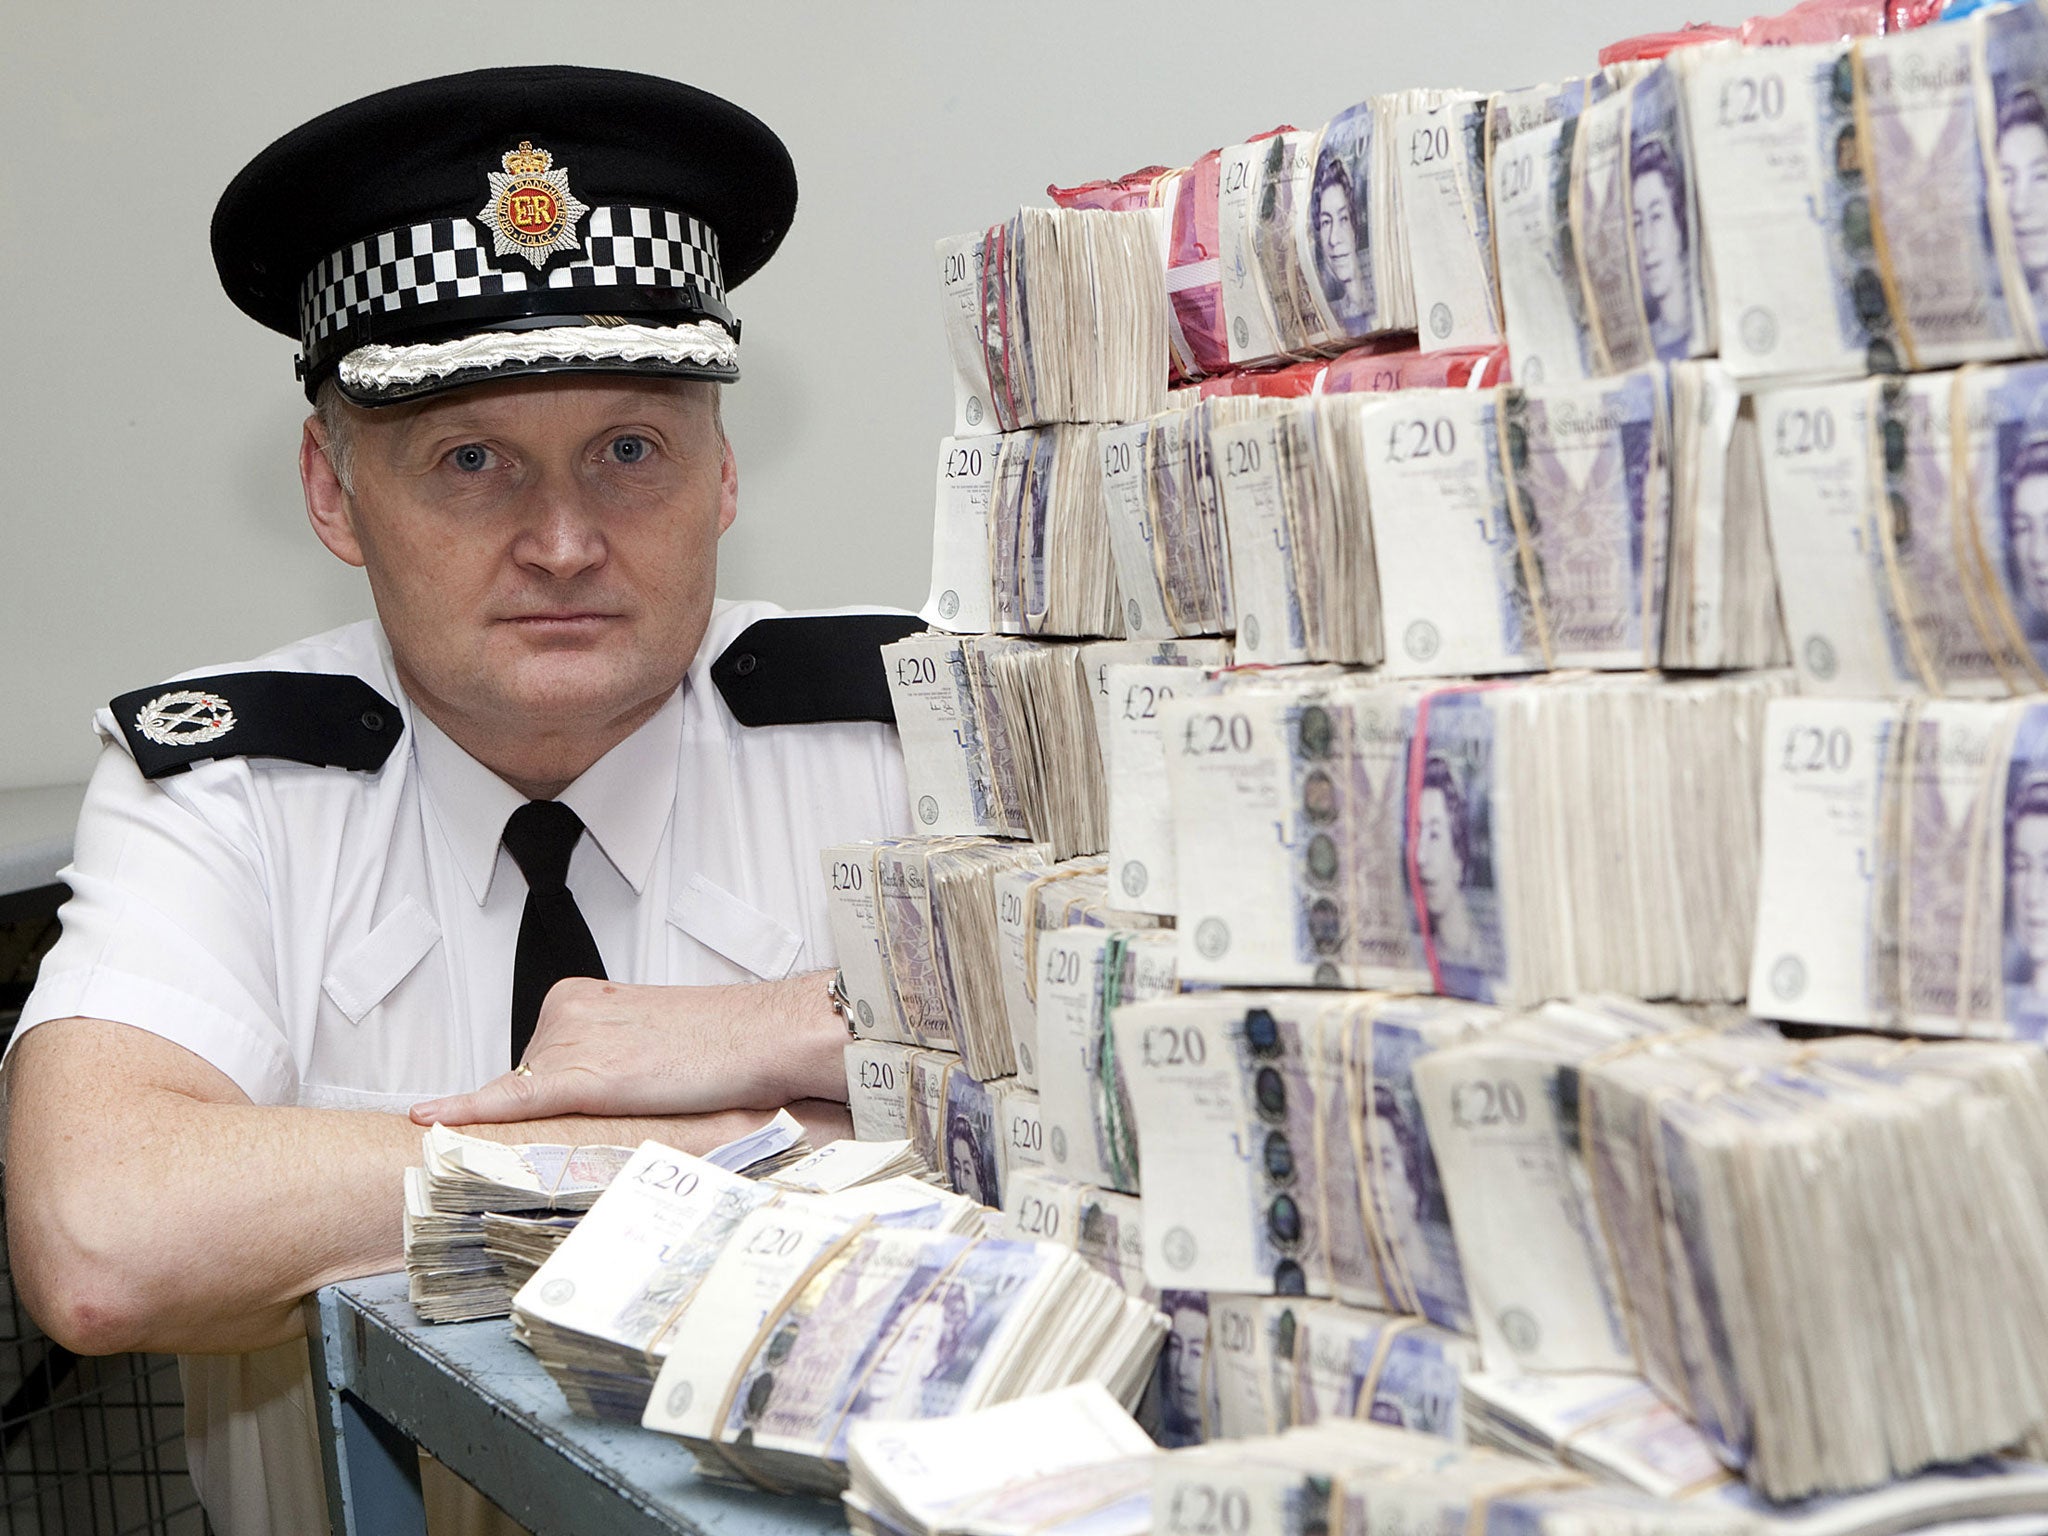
[
  {"xmin": 827, "ymin": 837, "xmax": 1153, "ymax": 1078},
  {"xmin": 1154, "ymin": 669, "xmax": 1786, "ymax": 1005},
  {"xmin": 1154, "ymin": 1418, "xmax": 2048, "ymax": 1536},
  {"xmin": 613, "ymin": 1189, "xmax": 1166, "ymax": 1497},
  {"xmin": 937, "ymin": 207, "xmax": 1167, "ymax": 433},
  {"xmin": 920, "ymin": 428, "xmax": 1124, "ymax": 638},
  {"xmin": 843, "ymin": 1381, "xmax": 1155, "ymax": 1536},
  {"xmin": 1495, "ymin": 61, "xmax": 1715, "ymax": 384},
  {"xmin": 841, "ymin": 4, "xmax": 2048, "ymax": 1524},
  {"xmin": 1007, "ymin": 4, "xmax": 2048, "ymax": 398},
  {"xmin": 923, "ymin": 1061, "xmax": 1045, "ymax": 1209},
  {"xmin": 1213, "ymin": 94, "xmax": 1450, "ymax": 368},
  {"xmin": 1688, "ymin": 6, "xmax": 2048, "ymax": 383},
  {"xmin": 1756, "ymin": 360, "xmax": 2048, "ymax": 698},
  {"xmin": 1094, "ymin": 990, "xmax": 2048, "ymax": 1497},
  {"xmin": 883, "ymin": 632, "xmax": 1238, "ymax": 857},
  {"xmin": 477, "ymin": 1211, "xmax": 577, "ymax": 1301},
  {"xmin": 1002, "ymin": 1169, "xmax": 1147, "ymax": 1297},
  {"xmin": 884, "ymin": 835, "xmax": 1049, "ymax": 1074},
  {"xmin": 850, "ymin": 1379, "xmax": 2048, "ymax": 1536},
  {"xmin": 404, "ymin": 1114, "xmax": 806, "ymax": 1324},
  {"xmin": 404, "ymin": 1127, "xmax": 635, "ymax": 1324},
  {"xmin": 1158, "ymin": 1419, "xmax": 1740, "ymax": 1536},
  {"xmin": 1091, "ymin": 397, "xmax": 1257, "ymax": 643},
  {"xmin": 839, "ymin": 974, "xmax": 2048, "ymax": 1490},
  {"xmin": 926, "ymin": 359, "xmax": 1786, "ymax": 674},
  {"xmin": 1753, "ymin": 692, "xmax": 2048, "ymax": 1035},
  {"xmin": 881, "ymin": 634, "xmax": 1098, "ymax": 854},
  {"xmin": 512, "ymin": 1140, "xmax": 987, "ymax": 1424},
  {"xmin": 1031, "ymin": 7, "xmax": 2048, "ymax": 396}
]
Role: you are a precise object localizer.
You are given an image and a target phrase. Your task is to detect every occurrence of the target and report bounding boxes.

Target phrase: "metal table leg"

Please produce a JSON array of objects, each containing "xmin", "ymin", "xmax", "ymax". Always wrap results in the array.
[{"xmin": 304, "ymin": 1289, "xmax": 428, "ymax": 1536}]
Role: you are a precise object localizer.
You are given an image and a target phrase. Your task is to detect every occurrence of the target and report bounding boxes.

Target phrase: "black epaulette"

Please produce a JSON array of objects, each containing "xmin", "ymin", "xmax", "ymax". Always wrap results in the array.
[
  {"xmin": 711, "ymin": 614, "xmax": 925, "ymax": 727},
  {"xmin": 109, "ymin": 672, "xmax": 405, "ymax": 780}
]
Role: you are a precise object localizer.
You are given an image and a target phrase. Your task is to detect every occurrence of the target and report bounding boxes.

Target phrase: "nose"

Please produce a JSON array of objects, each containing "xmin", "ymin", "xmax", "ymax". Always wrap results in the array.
[{"xmin": 511, "ymin": 472, "xmax": 607, "ymax": 579}]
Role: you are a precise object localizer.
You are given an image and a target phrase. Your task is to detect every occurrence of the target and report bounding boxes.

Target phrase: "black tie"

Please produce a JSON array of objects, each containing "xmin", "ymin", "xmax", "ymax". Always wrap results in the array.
[{"xmin": 502, "ymin": 800, "xmax": 607, "ymax": 1065}]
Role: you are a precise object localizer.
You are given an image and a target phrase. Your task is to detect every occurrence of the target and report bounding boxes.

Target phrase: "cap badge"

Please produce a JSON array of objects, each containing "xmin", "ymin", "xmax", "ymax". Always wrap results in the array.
[
  {"xmin": 136, "ymin": 689, "xmax": 237, "ymax": 747},
  {"xmin": 480, "ymin": 140, "xmax": 590, "ymax": 269}
]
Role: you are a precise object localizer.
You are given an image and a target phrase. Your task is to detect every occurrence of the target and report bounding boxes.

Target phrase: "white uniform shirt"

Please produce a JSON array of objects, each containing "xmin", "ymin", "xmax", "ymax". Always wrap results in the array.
[{"xmin": 12, "ymin": 599, "xmax": 911, "ymax": 1535}]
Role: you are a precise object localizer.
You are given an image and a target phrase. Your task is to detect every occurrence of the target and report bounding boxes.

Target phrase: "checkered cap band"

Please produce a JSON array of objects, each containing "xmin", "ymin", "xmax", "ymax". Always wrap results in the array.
[{"xmin": 298, "ymin": 206, "xmax": 726, "ymax": 353}]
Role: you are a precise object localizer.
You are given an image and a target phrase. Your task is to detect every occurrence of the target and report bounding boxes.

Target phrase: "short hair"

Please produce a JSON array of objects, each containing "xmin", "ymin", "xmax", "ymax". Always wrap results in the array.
[
  {"xmin": 1629, "ymin": 137, "xmax": 1688, "ymax": 256},
  {"xmin": 312, "ymin": 379, "xmax": 359, "ymax": 497},
  {"xmin": 1419, "ymin": 754, "xmax": 1471, "ymax": 879},
  {"xmin": 1999, "ymin": 87, "xmax": 2048, "ymax": 148}
]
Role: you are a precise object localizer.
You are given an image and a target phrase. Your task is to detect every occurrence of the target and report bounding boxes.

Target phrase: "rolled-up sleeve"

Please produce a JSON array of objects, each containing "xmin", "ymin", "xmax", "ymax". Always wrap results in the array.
[{"xmin": 9, "ymin": 738, "xmax": 298, "ymax": 1106}]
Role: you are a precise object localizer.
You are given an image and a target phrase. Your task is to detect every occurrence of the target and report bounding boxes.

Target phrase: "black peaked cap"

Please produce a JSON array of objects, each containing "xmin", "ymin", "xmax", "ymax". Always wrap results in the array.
[{"xmin": 212, "ymin": 65, "xmax": 797, "ymax": 341}]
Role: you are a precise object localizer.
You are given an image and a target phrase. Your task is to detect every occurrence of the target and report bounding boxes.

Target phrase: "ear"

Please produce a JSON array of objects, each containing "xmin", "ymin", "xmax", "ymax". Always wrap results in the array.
[
  {"xmin": 300, "ymin": 417, "xmax": 365, "ymax": 568},
  {"xmin": 716, "ymin": 434, "xmax": 739, "ymax": 537}
]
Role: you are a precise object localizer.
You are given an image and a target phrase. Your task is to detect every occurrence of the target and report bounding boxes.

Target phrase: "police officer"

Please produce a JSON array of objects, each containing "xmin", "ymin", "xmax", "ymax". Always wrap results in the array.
[{"xmin": 3, "ymin": 66, "xmax": 915, "ymax": 1534}]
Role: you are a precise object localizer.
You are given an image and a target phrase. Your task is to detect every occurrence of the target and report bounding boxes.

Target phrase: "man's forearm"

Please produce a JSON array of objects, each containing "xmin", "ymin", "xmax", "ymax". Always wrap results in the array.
[
  {"xmin": 723, "ymin": 969, "xmax": 850, "ymax": 1105},
  {"xmin": 4, "ymin": 1018, "xmax": 771, "ymax": 1358}
]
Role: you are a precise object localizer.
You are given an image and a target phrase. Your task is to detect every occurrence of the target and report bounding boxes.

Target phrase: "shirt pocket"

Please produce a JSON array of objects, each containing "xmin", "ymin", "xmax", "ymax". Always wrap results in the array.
[
  {"xmin": 322, "ymin": 896, "xmax": 443, "ymax": 1025},
  {"xmin": 667, "ymin": 874, "xmax": 804, "ymax": 981}
]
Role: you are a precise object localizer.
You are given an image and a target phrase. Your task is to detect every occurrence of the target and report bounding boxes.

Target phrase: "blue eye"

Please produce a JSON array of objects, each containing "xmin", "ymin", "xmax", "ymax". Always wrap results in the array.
[
  {"xmin": 450, "ymin": 444, "xmax": 492, "ymax": 473},
  {"xmin": 609, "ymin": 434, "xmax": 650, "ymax": 464}
]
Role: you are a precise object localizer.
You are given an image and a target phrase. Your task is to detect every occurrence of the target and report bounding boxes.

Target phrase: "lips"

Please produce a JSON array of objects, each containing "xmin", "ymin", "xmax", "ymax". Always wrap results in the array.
[{"xmin": 498, "ymin": 605, "xmax": 624, "ymax": 625}]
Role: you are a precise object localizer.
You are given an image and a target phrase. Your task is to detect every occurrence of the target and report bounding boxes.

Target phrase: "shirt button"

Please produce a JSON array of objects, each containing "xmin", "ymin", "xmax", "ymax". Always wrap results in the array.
[
  {"xmin": 361, "ymin": 710, "xmax": 385, "ymax": 731},
  {"xmin": 735, "ymin": 654, "xmax": 758, "ymax": 677}
]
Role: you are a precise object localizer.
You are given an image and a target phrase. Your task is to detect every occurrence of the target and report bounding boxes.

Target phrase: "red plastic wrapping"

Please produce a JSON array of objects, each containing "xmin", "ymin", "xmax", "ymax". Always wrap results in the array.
[
  {"xmin": 1165, "ymin": 149, "xmax": 1229, "ymax": 383},
  {"xmin": 1046, "ymin": 166, "xmax": 1175, "ymax": 213},
  {"xmin": 1194, "ymin": 358, "xmax": 1325, "ymax": 399},
  {"xmin": 1739, "ymin": 0, "xmax": 1886, "ymax": 46},
  {"xmin": 1598, "ymin": 23, "xmax": 1738, "ymax": 65},
  {"xmin": 1320, "ymin": 345, "xmax": 1510, "ymax": 392},
  {"xmin": 1885, "ymin": 0, "xmax": 1942, "ymax": 29},
  {"xmin": 1190, "ymin": 343, "xmax": 1509, "ymax": 399}
]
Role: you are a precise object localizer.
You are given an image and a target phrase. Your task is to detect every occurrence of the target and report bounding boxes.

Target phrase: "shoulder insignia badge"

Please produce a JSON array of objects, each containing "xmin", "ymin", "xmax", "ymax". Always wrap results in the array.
[
  {"xmin": 135, "ymin": 689, "xmax": 238, "ymax": 747},
  {"xmin": 712, "ymin": 614, "xmax": 925, "ymax": 728},
  {"xmin": 480, "ymin": 140, "xmax": 590, "ymax": 269},
  {"xmin": 109, "ymin": 672, "xmax": 405, "ymax": 780}
]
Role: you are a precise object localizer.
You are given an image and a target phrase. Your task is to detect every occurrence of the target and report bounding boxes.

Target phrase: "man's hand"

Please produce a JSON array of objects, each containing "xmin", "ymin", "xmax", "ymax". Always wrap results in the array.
[{"xmin": 410, "ymin": 971, "xmax": 848, "ymax": 1128}]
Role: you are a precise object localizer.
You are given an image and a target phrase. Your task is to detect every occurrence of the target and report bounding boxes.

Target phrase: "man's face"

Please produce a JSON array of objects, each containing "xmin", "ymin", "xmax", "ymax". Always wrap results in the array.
[{"xmin": 310, "ymin": 375, "xmax": 734, "ymax": 745}]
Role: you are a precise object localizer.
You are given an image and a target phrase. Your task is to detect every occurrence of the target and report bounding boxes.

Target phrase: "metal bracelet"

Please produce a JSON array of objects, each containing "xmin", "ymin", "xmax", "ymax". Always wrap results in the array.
[{"xmin": 827, "ymin": 968, "xmax": 859, "ymax": 1039}]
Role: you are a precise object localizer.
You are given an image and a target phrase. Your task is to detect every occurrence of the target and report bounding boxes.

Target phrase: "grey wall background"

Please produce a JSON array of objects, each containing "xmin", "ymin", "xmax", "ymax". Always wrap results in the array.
[{"xmin": 1, "ymin": 0, "xmax": 1726, "ymax": 791}]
